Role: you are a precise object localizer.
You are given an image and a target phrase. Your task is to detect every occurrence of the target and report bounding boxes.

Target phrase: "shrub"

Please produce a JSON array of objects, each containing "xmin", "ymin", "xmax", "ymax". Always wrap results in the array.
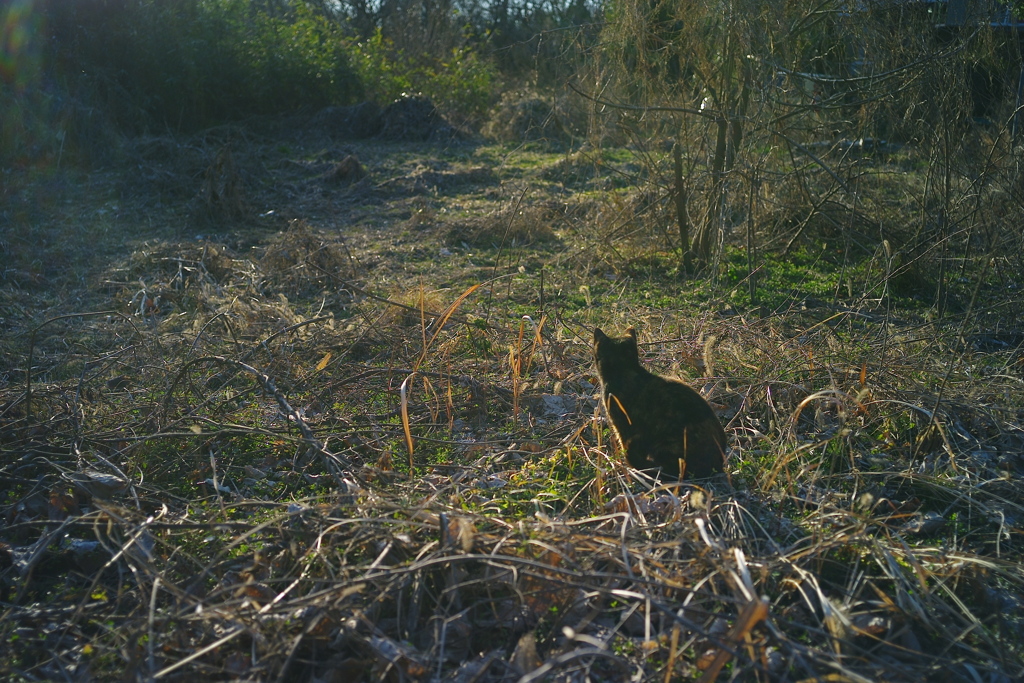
[
  {"xmin": 2, "ymin": 0, "xmax": 498, "ymax": 163},
  {"xmin": 345, "ymin": 29, "xmax": 497, "ymax": 120},
  {"xmin": 43, "ymin": 0, "xmax": 364, "ymax": 131}
]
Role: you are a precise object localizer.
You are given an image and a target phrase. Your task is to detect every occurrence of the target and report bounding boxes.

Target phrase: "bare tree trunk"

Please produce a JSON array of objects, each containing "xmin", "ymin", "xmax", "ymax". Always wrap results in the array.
[
  {"xmin": 674, "ymin": 143, "xmax": 693, "ymax": 273},
  {"xmin": 697, "ymin": 115, "xmax": 729, "ymax": 265},
  {"xmin": 746, "ymin": 170, "xmax": 757, "ymax": 305}
]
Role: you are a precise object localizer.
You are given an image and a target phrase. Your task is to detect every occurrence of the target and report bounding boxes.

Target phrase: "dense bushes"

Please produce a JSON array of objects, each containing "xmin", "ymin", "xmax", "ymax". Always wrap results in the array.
[
  {"xmin": 347, "ymin": 29, "xmax": 496, "ymax": 120},
  {"xmin": 49, "ymin": 0, "xmax": 353, "ymax": 128},
  {"xmin": 39, "ymin": 0, "xmax": 364, "ymax": 129},
  {"xmin": 1, "ymin": 0, "xmax": 500, "ymax": 163},
  {"xmin": 595, "ymin": 0, "xmax": 1024, "ymax": 283}
]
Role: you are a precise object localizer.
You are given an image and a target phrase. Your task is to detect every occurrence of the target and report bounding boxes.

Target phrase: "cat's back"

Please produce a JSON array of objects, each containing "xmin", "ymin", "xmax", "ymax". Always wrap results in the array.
[{"xmin": 651, "ymin": 374, "xmax": 719, "ymax": 418}]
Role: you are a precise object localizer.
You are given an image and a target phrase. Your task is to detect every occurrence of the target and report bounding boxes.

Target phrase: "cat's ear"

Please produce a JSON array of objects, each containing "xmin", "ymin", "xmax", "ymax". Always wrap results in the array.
[
  {"xmin": 625, "ymin": 327, "xmax": 637, "ymax": 341},
  {"xmin": 594, "ymin": 328, "xmax": 607, "ymax": 343}
]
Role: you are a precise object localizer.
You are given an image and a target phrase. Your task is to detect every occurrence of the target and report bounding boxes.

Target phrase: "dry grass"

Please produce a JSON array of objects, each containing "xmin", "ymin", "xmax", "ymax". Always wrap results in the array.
[{"xmin": 1, "ymin": 124, "xmax": 1022, "ymax": 682}]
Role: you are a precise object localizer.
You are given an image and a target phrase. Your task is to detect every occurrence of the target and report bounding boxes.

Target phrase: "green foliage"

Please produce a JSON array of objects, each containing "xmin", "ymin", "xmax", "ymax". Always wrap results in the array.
[
  {"xmin": 229, "ymin": 2, "xmax": 363, "ymax": 115},
  {"xmin": 42, "ymin": 0, "xmax": 363, "ymax": 131},
  {"xmin": 1, "ymin": 0, "xmax": 502, "ymax": 163},
  {"xmin": 346, "ymin": 30, "xmax": 414, "ymax": 102},
  {"xmin": 39, "ymin": 0, "xmax": 499, "ymax": 133},
  {"xmin": 346, "ymin": 29, "xmax": 497, "ymax": 117}
]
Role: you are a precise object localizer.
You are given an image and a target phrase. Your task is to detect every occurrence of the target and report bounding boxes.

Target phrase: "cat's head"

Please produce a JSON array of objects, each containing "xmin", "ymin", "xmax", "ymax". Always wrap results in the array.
[{"xmin": 593, "ymin": 327, "xmax": 640, "ymax": 373}]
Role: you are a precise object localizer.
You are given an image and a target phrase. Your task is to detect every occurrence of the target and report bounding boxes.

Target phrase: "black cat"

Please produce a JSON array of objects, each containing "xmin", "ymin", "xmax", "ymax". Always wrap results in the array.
[{"xmin": 593, "ymin": 327, "xmax": 726, "ymax": 479}]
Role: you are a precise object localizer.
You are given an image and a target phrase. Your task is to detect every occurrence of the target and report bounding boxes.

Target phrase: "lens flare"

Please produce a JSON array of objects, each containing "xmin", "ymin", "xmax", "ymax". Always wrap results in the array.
[{"xmin": 1, "ymin": 0, "xmax": 42, "ymax": 91}]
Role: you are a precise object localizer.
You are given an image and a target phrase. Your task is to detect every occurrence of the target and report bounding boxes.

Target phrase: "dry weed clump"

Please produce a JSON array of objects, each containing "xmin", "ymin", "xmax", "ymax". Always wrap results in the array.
[
  {"xmin": 442, "ymin": 206, "xmax": 559, "ymax": 249},
  {"xmin": 320, "ymin": 154, "xmax": 367, "ymax": 185},
  {"xmin": 102, "ymin": 240, "xmax": 265, "ymax": 338},
  {"xmin": 542, "ymin": 150, "xmax": 603, "ymax": 187},
  {"xmin": 310, "ymin": 101, "xmax": 384, "ymax": 140},
  {"xmin": 484, "ymin": 92, "xmax": 567, "ymax": 144},
  {"xmin": 483, "ymin": 91, "xmax": 595, "ymax": 147},
  {"xmin": 378, "ymin": 95, "xmax": 459, "ymax": 142},
  {"xmin": 196, "ymin": 145, "xmax": 246, "ymax": 222},
  {"xmin": 377, "ymin": 286, "xmax": 448, "ymax": 330},
  {"xmin": 123, "ymin": 127, "xmax": 263, "ymax": 222},
  {"xmin": 260, "ymin": 219, "xmax": 358, "ymax": 296}
]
